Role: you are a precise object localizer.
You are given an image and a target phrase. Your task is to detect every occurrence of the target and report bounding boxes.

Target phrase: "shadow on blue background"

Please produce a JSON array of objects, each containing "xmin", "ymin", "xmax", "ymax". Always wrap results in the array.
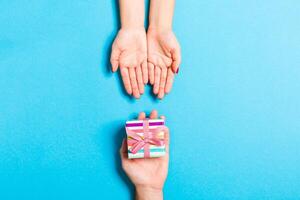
[
  {"xmin": 1, "ymin": 0, "xmax": 300, "ymax": 199},
  {"xmin": 95, "ymin": 122, "xmax": 135, "ymax": 200},
  {"xmin": 98, "ymin": 0, "xmax": 136, "ymax": 196}
]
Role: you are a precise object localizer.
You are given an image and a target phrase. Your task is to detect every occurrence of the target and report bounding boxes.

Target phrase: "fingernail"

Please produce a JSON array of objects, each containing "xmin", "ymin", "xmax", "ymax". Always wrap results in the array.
[{"xmin": 176, "ymin": 68, "xmax": 179, "ymax": 74}]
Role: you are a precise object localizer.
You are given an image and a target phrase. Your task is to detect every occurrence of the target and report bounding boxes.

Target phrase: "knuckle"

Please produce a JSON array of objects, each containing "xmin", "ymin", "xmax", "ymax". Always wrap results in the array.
[
  {"xmin": 130, "ymin": 75, "xmax": 136, "ymax": 80},
  {"xmin": 119, "ymin": 61, "xmax": 127, "ymax": 68},
  {"xmin": 121, "ymin": 73, "xmax": 129, "ymax": 78},
  {"xmin": 147, "ymin": 56, "xmax": 156, "ymax": 63},
  {"xmin": 124, "ymin": 82, "xmax": 131, "ymax": 87}
]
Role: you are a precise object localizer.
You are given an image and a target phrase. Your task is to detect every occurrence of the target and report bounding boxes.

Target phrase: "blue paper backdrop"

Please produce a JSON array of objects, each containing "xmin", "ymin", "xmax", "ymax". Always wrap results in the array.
[{"xmin": 1, "ymin": 0, "xmax": 300, "ymax": 199}]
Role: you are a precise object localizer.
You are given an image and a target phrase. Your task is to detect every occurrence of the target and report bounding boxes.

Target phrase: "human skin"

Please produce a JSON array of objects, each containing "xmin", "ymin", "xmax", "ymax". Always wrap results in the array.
[
  {"xmin": 147, "ymin": 0, "xmax": 181, "ymax": 99},
  {"xmin": 110, "ymin": 0, "xmax": 181, "ymax": 99},
  {"xmin": 120, "ymin": 110, "xmax": 169, "ymax": 200},
  {"xmin": 110, "ymin": 0, "xmax": 148, "ymax": 99}
]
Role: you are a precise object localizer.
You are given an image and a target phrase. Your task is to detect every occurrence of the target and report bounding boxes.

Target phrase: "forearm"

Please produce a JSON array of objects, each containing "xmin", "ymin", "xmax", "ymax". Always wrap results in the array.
[
  {"xmin": 136, "ymin": 186, "xmax": 163, "ymax": 200},
  {"xmin": 119, "ymin": 0, "xmax": 145, "ymax": 29},
  {"xmin": 148, "ymin": 0, "xmax": 175, "ymax": 31}
]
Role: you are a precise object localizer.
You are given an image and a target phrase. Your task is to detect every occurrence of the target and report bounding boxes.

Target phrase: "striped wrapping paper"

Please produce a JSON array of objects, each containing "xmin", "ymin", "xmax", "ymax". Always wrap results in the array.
[{"xmin": 125, "ymin": 119, "xmax": 166, "ymax": 159}]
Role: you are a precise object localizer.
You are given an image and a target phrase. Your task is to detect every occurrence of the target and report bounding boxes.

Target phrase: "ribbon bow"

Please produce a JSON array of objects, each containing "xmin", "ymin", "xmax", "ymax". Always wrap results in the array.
[{"xmin": 126, "ymin": 119, "xmax": 165, "ymax": 158}]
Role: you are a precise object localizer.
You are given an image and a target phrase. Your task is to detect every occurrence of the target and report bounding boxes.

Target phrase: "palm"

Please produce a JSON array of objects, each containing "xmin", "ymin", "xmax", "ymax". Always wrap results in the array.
[
  {"xmin": 147, "ymin": 30, "xmax": 180, "ymax": 69},
  {"xmin": 112, "ymin": 29, "xmax": 147, "ymax": 68},
  {"xmin": 146, "ymin": 30, "xmax": 181, "ymax": 98},
  {"xmin": 122, "ymin": 155, "xmax": 168, "ymax": 189}
]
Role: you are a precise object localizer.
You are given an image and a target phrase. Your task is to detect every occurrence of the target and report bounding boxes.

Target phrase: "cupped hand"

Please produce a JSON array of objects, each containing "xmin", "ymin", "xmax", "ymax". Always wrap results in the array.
[
  {"xmin": 120, "ymin": 110, "xmax": 169, "ymax": 191},
  {"xmin": 147, "ymin": 29, "xmax": 181, "ymax": 99},
  {"xmin": 111, "ymin": 28, "xmax": 148, "ymax": 98}
]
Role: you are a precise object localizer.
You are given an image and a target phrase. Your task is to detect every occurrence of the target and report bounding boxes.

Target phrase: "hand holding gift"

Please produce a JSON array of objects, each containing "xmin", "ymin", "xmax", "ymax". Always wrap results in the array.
[
  {"xmin": 120, "ymin": 110, "xmax": 169, "ymax": 200},
  {"xmin": 126, "ymin": 115, "xmax": 167, "ymax": 159}
]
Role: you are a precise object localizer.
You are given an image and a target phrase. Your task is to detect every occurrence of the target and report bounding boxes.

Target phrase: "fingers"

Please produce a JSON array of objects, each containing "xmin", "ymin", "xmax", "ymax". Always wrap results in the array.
[
  {"xmin": 155, "ymin": 112, "xmax": 169, "ymax": 154},
  {"xmin": 171, "ymin": 47, "xmax": 181, "ymax": 73},
  {"xmin": 165, "ymin": 68, "xmax": 175, "ymax": 94},
  {"xmin": 111, "ymin": 62, "xmax": 119, "ymax": 72},
  {"xmin": 149, "ymin": 110, "xmax": 158, "ymax": 119},
  {"xmin": 138, "ymin": 110, "xmax": 163, "ymax": 119},
  {"xmin": 124, "ymin": 65, "xmax": 173, "ymax": 98},
  {"xmin": 164, "ymin": 128, "xmax": 170, "ymax": 153},
  {"xmin": 139, "ymin": 110, "xmax": 159, "ymax": 119},
  {"xmin": 138, "ymin": 112, "xmax": 146, "ymax": 120},
  {"xmin": 121, "ymin": 66, "xmax": 145, "ymax": 98},
  {"xmin": 136, "ymin": 66, "xmax": 144, "ymax": 94},
  {"xmin": 148, "ymin": 62, "xmax": 155, "ymax": 85},
  {"xmin": 153, "ymin": 66, "xmax": 161, "ymax": 95},
  {"xmin": 141, "ymin": 61, "xmax": 148, "ymax": 84},
  {"xmin": 136, "ymin": 110, "xmax": 169, "ymax": 154},
  {"xmin": 120, "ymin": 68, "xmax": 132, "ymax": 95},
  {"xmin": 129, "ymin": 68, "xmax": 140, "ymax": 98},
  {"xmin": 158, "ymin": 68, "xmax": 167, "ymax": 99},
  {"xmin": 110, "ymin": 47, "xmax": 121, "ymax": 72}
]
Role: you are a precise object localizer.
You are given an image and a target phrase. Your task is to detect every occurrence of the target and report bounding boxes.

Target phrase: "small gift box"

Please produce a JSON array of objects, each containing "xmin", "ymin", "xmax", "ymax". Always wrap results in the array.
[{"xmin": 125, "ymin": 119, "xmax": 166, "ymax": 159}]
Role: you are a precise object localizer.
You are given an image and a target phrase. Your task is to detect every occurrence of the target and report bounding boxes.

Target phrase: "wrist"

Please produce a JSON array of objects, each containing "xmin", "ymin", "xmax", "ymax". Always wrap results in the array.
[
  {"xmin": 121, "ymin": 24, "xmax": 145, "ymax": 30},
  {"xmin": 147, "ymin": 27, "xmax": 173, "ymax": 36},
  {"xmin": 120, "ymin": 26, "xmax": 145, "ymax": 32},
  {"xmin": 148, "ymin": 25, "xmax": 172, "ymax": 33},
  {"xmin": 148, "ymin": 0, "xmax": 174, "ymax": 33},
  {"xmin": 136, "ymin": 186, "xmax": 163, "ymax": 200},
  {"xmin": 119, "ymin": 0, "xmax": 145, "ymax": 30}
]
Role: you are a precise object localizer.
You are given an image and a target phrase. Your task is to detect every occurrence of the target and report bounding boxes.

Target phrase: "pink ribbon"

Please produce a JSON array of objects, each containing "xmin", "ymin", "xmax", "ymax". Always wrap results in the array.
[{"xmin": 126, "ymin": 119, "xmax": 165, "ymax": 158}]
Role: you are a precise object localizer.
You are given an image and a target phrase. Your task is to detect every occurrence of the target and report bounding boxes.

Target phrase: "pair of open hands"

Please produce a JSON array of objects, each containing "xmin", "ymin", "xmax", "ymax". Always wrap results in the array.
[{"xmin": 111, "ymin": 28, "xmax": 181, "ymax": 99}]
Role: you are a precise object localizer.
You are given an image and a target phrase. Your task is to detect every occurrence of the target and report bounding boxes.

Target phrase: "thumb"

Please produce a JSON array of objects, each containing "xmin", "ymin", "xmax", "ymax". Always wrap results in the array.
[
  {"xmin": 171, "ymin": 47, "xmax": 181, "ymax": 74},
  {"xmin": 110, "ymin": 48, "xmax": 121, "ymax": 72},
  {"xmin": 164, "ymin": 127, "xmax": 170, "ymax": 154},
  {"xmin": 111, "ymin": 61, "xmax": 119, "ymax": 72}
]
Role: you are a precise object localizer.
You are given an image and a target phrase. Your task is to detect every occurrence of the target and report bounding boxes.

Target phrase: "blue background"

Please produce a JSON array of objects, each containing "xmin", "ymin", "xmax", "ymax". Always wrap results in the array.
[{"xmin": 1, "ymin": 0, "xmax": 300, "ymax": 199}]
